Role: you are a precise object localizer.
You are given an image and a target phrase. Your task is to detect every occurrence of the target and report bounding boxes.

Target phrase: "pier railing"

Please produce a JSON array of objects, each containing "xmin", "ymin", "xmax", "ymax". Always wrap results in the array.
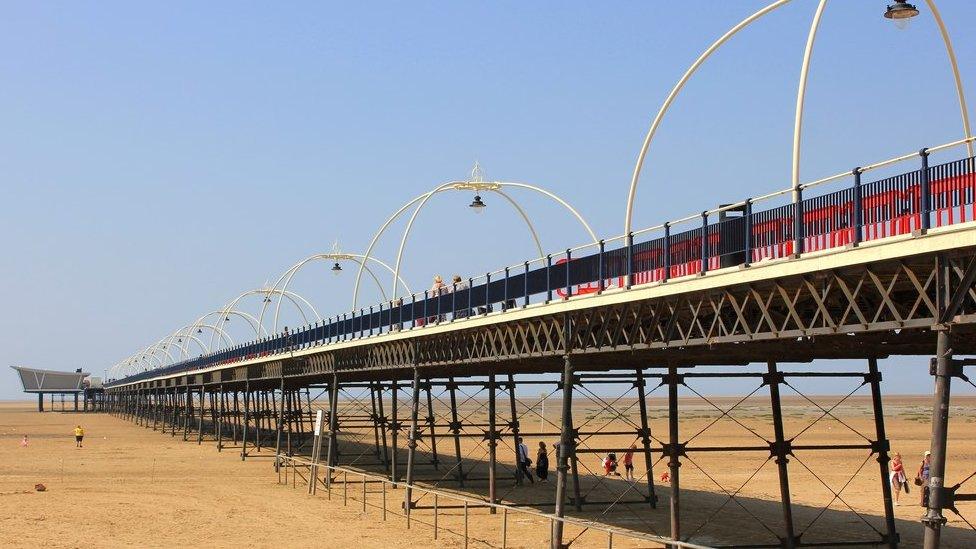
[{"xmin": 109, "ymin": 138, "xmax": 976, "ymax": 386}]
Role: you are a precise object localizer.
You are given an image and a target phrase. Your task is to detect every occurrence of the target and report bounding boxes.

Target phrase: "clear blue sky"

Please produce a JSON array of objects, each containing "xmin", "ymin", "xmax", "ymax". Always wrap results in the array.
[{"xmin": 2, "ymin": 1, "xmax": 975, "ymax": 399}]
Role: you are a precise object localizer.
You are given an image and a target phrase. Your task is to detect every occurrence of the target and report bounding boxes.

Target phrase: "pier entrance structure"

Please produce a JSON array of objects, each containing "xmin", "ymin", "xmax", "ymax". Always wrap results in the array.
[
  {"xmin": 12, "ymin": 366, "xmax": 103, "ymax": 412},
  {"xmin": 102, "ymin": 143, "xmax": 976, "ymax": 547}
]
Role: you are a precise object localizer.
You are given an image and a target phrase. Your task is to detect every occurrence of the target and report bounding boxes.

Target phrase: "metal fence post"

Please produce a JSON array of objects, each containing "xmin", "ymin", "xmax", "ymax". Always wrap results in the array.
[
  {"xmin": 546, "ymin": 255, "xmax": 553, "ymax": 302},
  {"xmin": 663, "ymin": 223, "xmax": 671, "ymax": 282},
  {"xmin": 625, "ymin": 232, "xmax": 634, "ymax": 289},
  {"xmin": 564, "ymin": 249, "xmax": 572, "ymax": 299},
  {"xmin": 794, "ymin": 187, "xmax": 805, "ymax": 256},
  {"xmin": 852, "ymin": 168, "xmax": 863, "ymax": 246},
  {"xmin": 700, "ymin": 211, "xmax": 709, "ymax": 275},
  {"xmin": 920, "ymin": 148, "xmax": 931, "ymax": 230},
  {"xmin": 744, "ymin": 199, "xmax": 753, "ymax": 266},
  {"xmin": 597, "ymin": 239, "xmax": 606, "ymax": 293}
]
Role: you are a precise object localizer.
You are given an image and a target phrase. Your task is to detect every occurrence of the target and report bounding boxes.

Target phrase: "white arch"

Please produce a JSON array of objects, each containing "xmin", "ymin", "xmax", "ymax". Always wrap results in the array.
[
  {"xmin": 353, "ymin": 180, "xmax": 598, "ymax": 308},
  {"xmin": 791, "ymin": 0, "xmax": 973, "ymax": 199},
  {"xmin": 623, "ymin": 0, "xmax": 792, "ymax": 238},
  {"xmin": 191, "ymin": 309, "xmax": 264, "ymax": 352},
  {"xmin": 261, "ymin": 252, "xmax": 411, "ymax": 334},
  {"xmin": 791, "ymin": 0, "xmax": 828, "ymax": 202},
  {"xmin": 159, "ymin": 325, "xmax": 222, "ymax": 360},
  {"xmin": 625, "ymin": 0, "xmax": 973, "ymax": 235},
  {"xmin": 214, "ymin": 288, "xmax": 319, "ymax": 346}
]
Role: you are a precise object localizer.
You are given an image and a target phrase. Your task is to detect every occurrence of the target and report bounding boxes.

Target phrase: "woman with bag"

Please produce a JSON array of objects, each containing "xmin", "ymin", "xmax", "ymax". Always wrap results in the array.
[
  {"xmin": 889, "ymin": 453, "xmax": 908, "ymax": 505},
  {"xmin": 916, "ymin": 451, "xmax": 931, "ymax": 507}
]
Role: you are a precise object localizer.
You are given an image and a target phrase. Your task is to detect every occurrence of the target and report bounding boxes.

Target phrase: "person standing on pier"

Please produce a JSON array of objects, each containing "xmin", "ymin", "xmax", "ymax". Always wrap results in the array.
[{"xmin": 73, "ymin": 425, "xmax": 84, "ymax": 448}]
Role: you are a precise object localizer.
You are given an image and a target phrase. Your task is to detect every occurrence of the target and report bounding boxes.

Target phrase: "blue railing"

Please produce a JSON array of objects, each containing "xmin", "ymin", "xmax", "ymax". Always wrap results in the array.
[{"xmin": 109, "ymin": 153, "xmax": 976, "ymax": 386}]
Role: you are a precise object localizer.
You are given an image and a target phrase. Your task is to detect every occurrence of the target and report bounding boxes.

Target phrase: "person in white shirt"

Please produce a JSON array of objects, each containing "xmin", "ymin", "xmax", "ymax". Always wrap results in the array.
[{"xmin": 516, "ymin": 437, "xmax": 535, "ymax": 484}]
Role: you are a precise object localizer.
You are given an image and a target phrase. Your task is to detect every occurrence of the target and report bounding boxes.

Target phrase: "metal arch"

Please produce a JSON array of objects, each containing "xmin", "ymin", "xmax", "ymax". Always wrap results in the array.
[
  {"xmin": 497, "ymin": 182, "xmax": 598, "ymax": 243},
  {"xmin": 261, "ymin": 252, "xmax": 410, "ymax": 334},
  {"xmin": 353, "ymin": 180, "xmax": 597, "ymax": 308},
  {"xmin": 922, "ymin": 0, "xmax": 973, "ymax": 157},
  {"xmin": 624, "ymin": 0, "xmax": 792, "ymax": 237},
  {"xmin": 791, "ymin": 0, "xmax": 828, "ymax": 202},
  {"xmin": 144, "ymin": 341, "xmax": 178, "ymax": 367},
  {"xmin": 389, "ymin": 183, "xmax": 537, "ymax": 301},
  {"xmin": 191, "ymin": 309, "xmax": 264, "ymax": 352},
  {"xmin": 626, "ymin": 0, "xmax": 974, "ymax": 234},
  {"xmin": 184, "ymin": 323, "xmax": 235, "ymax": 352},
  {"xmin": 215, "ymin": 288, "xmax": 318, "ymax": 343},
  {"xmin": 791, "ymin": 0, "xmax": 974, "ymax": 199},
  {"xmin": 352, "ymin": 192, "xmax": 440, "ymax": 311},
  {"xmin": 161, "ymin": 326, "xmax": 219, "ymax": 360},
  {"xmin": 390, "ymin": 181, "xmax": 598, "ymax": 300},
  {"xmin": 493, "ymin": 189, "xmax": 545, "ymax": 257}
]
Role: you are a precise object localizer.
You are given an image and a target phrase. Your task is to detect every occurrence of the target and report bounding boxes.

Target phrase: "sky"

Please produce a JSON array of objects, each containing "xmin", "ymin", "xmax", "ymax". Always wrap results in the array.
[{"xmin": 2, "ymin": 1, "xmax": 975, "ymax": 399}]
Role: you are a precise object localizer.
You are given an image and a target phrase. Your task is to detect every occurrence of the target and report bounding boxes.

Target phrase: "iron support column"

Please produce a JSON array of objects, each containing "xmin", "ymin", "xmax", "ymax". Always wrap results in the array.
[
  {"xmin": 448, "ymin": 377, "xmax": 465, "ymax": 486},
  {"xmin": 325, "ymin": 374, "xmax": 340, "ymax": 489},
  {"xmin": 767, "ymin": 361, "xmax": 796, "ymax": 548},
  {"xmin": 922, "ymin": 327, "xmax": 952, "ymax": 548},
  {"xmin": 667, "ymin": 364, "xmax": 681, "ymax": 545},
  {"xmin": 391, "ymin": 379, "xmax": 399, "ymax": 485},
  {"xmin": 552, "ymin": 353, "xmax": 575, "ymax": 549},
  {"xmin": 488, "ymin": 373, "xmax": 498, "ymax": 510},
  {"xmin": 404, "ymin": 367, "xmax": 421, "ymax": 514},
  {"xmin": 868, "ymin": 358, "xmax": 899, "ymax": 549},
  {"xmin": 636, "ymin": 368, "xmax": 658, "ymax": 508},
  {"xmin": 241, "ymin": 383, "xmax": 250, "ymax": 460}
]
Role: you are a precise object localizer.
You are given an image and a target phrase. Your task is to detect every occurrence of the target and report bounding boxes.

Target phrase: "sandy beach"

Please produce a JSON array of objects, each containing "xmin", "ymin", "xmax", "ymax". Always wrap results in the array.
[{"xmin": 2, "ymin": 396, "xmax": 975, "ymax": 548}]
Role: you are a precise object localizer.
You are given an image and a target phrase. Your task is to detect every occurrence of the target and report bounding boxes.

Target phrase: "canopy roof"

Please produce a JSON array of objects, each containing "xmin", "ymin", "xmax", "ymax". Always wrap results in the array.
[{"xmin": 10, "ymin": 366, "xmax": 89, "ymax": 393}]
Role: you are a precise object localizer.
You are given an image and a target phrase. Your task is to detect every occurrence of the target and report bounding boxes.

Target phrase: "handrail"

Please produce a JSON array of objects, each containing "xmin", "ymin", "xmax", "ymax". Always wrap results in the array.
[{"xmin": 277, "ymin": 454, "xmax": 714, "ymax": 549}]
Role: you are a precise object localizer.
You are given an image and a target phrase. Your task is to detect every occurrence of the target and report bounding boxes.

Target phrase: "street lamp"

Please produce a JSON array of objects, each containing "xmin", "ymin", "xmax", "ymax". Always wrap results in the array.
[
  {"xmin": 331, "ymin": 261, "xmax": 343, "ymax": 275},
  {"xmin": 469, "ymin": 195, "xmax": 486, "ymax": 213},
  {"xmin": 885, "ymin": 1, "xmax": 919, "ymax": 30}
]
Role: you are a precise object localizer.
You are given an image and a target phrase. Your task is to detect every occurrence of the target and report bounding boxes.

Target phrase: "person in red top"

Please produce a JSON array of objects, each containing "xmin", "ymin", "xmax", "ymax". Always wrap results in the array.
[
  {"xmin": 623, "ymin": 443, "xmax": 636, "ymax": 481},
  {"xmin": 889, "ymin": 452, "xmax": 908, "ymax": 505}
]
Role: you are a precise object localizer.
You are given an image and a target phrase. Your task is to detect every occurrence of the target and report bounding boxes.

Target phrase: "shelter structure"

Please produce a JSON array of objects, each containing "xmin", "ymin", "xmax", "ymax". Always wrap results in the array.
[{"xmin": 11, "ymin": 366, "xmax": 103, "ymax": 412}]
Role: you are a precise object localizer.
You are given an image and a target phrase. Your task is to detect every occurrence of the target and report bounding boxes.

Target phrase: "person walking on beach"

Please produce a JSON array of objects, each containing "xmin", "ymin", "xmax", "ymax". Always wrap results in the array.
[
  {"xmin": 516, "ymin": 437, "xmax": 535, "ymax": 484},
  {"xmin": 20, "ymin": 435, "xmax": 29, "ymax": 448},
  {"xmin": 890, "ymin": 452, "xmax": 908, "ymax": 505},
  {"xmin": 623, "ymin": 444, "xmax": 636, "ymax": 481},
  {"xmin": 917, "ymin": 450, "xmax": 931, "ymax": 507},
  {"xmin": 603, "ymin": 453, "xmax": 620, "ymax": 476},
  {"xmin": 536, "ymin": 441, "xmax": 549, "ymax": 482},
  {"xmin": 73, "ymin": 425, "xmax": 85, "ymax": 448}
]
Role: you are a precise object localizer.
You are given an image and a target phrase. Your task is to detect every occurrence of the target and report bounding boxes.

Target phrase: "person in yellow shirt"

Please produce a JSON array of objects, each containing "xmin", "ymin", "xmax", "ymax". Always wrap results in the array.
[{"xmin": 73, "ymin": 425, "xmax": 84, "ymax": 448}]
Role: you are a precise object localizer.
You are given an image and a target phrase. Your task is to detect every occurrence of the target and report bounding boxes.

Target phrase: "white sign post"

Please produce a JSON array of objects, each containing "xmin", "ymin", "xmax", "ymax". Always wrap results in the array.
[{"xmin": 309, "ymin": 409, "xmax": 325, "ymax": 495}]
